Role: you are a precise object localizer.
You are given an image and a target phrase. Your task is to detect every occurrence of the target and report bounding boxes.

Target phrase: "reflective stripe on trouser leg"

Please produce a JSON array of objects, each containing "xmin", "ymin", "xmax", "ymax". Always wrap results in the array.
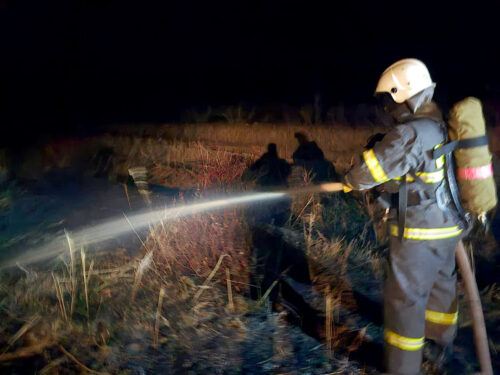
[
  {"xmin": 384, "ymin": 236, "xmax": 459, "ymax": 375},
  {"xmin": 384, "ymin": 238, "xmax": 431, "ymax": 374},
  {"xmin": 384, "ymin": 337, "xmax": 424, "ymax": 375},
  {"xmin": 384, "ymin": 329, "xmax": 424, "ymax": 375},
  {"xmin": 425, "ymin": 309, "xmax": 458, "ymax": 345},
  {"xmin": 385, "ymin": 329, "xmax": 424, "ymax": 350},
  {"xmin": 389, "ymin": 224, "xmax": 463, "ymax": 240},
  {"xmin": 426, "ymin": 309, "xmax": 457, "ymax": 325},
  {"xmin": 425, "ymin": 244, "xmax": 459, "ymax": 345}
]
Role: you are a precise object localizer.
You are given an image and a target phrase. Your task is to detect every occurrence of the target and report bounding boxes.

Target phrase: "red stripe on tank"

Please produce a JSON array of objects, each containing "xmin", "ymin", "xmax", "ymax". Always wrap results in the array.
[{"xmin": 457, "ymin": 164, "xmax": 493, "ymax": 180}]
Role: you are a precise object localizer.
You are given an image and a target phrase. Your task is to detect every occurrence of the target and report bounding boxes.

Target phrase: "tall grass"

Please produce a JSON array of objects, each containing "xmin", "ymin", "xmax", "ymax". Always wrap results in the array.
[
  {"xmin": 160, "ymin": 122, "xmax": 382, "ymax": 170},
  {"xmin": 0, "ymin": 234, "xmax": 254, "ymax": 373},
  {"xmin": 4, "ymin": 115, "xmax": 496, "ymax": 373},
  {"xmin": 146, "ymin": 206, "xmax": 251, "ymax": 290}
]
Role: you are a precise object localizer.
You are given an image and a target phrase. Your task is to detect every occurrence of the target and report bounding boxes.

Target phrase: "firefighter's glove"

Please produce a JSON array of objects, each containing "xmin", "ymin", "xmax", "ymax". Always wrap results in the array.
[{"xmin": 342, "ymin": 184, "xmax": 353, "ymax": 193}]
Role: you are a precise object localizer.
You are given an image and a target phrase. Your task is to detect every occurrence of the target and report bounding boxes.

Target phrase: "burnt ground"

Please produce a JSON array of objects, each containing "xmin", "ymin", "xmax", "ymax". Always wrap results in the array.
[{"xmin": 0, "ymin": 169, "xmax": 499, "ymax": 374}]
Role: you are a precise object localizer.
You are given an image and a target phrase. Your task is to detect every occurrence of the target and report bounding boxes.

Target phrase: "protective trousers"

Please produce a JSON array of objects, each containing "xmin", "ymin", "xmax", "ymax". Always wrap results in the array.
[{"xmin": 384, "ymin": 235, "xmax": 460, "ymax": 375}]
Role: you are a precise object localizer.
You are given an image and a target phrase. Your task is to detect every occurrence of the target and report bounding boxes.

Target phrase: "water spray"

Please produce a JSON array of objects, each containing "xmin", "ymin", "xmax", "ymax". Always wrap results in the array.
[{"xmin": 1, "ymin": 182, "xmax": 350, "ymax": 269}]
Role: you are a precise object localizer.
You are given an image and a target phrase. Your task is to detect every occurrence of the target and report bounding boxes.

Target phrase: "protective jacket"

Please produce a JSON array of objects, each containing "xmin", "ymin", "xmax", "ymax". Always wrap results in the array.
[{"xmin": 345, "ymin": 103, "xmax": 465, "ymax": 375}]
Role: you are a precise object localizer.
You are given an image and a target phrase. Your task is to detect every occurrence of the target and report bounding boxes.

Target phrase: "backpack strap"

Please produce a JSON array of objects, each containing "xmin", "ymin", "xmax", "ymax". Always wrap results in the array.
[
  {"xmin": 444, "ymin": 150, "xmax": 466, "ymax": 219},
  {"xmin": 434, "ymin": 122, "xmax": 470, "ymax": 226},
  {"xmin": 432, "ymin": 135, "xmax": 489, "ymax": 159}
]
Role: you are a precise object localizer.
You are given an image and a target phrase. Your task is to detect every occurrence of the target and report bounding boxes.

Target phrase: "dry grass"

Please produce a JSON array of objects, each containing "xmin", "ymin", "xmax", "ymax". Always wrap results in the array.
[
  {"xmin": 5, "ymin": 113, "xmax": 497, "ymax": 373},
  {"xmin": 1, "ymin": 196, "xmax": 368, "ymax": 373},
  {"xmin": 286, "ymin": 200, "xmax": 383, "ymax": 360},
  {"xmin": 0, "ymin": 119, "xmax": 386, "ymax": 374},
  {"xmin": 0, "ymin": 242, "xmax": 252, "ymax": 373},
  {"xmin": 145, "ymin": 202, "xmax": 252, "ymax": 290},
  {"xmin": 9, "ymin": 121, "xmax": 384, "ymax": 185},
  {"xmin": 91, "ymin": 136, "xmax": 256, "ymax": 189},
  {"xmin": 5, "ymin": 108, "xmax": 499, "ymax": 186},
  {"xmin": 164, "ymin": 122, "xmax": 377, "ymax": 153}
]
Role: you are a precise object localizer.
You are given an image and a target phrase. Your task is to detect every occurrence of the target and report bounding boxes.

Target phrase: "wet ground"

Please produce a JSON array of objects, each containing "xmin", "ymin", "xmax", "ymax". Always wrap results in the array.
[{"xmin": 0, "ymin": 168, "xmax": 181, "ymax": 267}]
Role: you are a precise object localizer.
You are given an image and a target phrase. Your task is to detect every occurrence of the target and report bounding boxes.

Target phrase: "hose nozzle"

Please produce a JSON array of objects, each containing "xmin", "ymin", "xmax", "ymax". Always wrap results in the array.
[{"xmin": 279, "ymin": 182, "xmax": 352, "ymax": 196}]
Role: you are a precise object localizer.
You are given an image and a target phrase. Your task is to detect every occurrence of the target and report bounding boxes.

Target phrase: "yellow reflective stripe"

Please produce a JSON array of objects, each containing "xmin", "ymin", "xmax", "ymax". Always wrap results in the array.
[
  {"xmin": 393, "ymin": 169, "xmax": 444, "ymax": 183},
  {"xmin": 417, "ymin": 169, "xmax": 444, "ymax": 183},
  {"xmin": 363, "ymin": 149, "xmax": 389, "ymax": 183},
  {"xmin": 425, "ymin": 310, "xmax": 458, "ymax": 325},
  {"xmin": 385, "ymin": 329, "xmax": 424, "ymax": 351},
  {"xmin": 434, "ymin": 143, "xmax": 444, "ymax": 150},
  {"xmin": 434, "ymin": 143, "xmax": 445, "ymax": 169},
  {"xmin": 390, "ymin": 225, "xmax": 463, "ymax": 240},
  {"xmin": 436, "ymin": 155, "xmax": 445, "ymax": 169}
]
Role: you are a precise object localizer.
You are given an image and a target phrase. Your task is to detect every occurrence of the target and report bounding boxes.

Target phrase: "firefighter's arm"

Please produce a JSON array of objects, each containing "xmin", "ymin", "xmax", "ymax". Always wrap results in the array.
[{"xmin": 344, "ymin": 125, "xmax": 420, "ymax": 191}]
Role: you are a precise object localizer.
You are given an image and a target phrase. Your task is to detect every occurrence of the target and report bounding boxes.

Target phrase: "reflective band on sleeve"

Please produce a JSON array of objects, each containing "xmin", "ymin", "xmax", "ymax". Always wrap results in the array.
[
  {"xmin": 385, "ymin": 329, "xmax": 424, "ymax": 351},
  {"xmin": 363, "ymin": 149, "xmax": 389, "ymax": 183},
  {"xmin": 457, "ymin": 164, "xmax": 493, "ymax": 180},
  {"xmin": 390, "ymin": 225, "xmax": 463, "ymax": 240},
  {"xmin": 393, "ymin": 169, "xmax": 444, "ymax": 184},
  {"xmin": 425, "ymin": 310, "xmax": 458, "ymax": 325}
]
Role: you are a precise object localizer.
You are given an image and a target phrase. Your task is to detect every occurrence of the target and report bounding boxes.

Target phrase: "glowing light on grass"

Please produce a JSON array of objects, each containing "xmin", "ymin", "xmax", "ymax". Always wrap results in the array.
[
  {"xmin": 1, "ymin": 192, "xmax": 287, "ymax": 269},
  {"xmin": 3, "ymin": 182, "xmax": 346, "ymax": 269}
]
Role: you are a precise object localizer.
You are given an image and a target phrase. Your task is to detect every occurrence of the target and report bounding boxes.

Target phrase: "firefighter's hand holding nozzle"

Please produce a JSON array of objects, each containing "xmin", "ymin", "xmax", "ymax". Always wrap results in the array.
[
  {"xmin": 311, "ymin": 182, "xmax": 353, "ymax": 193},
  {"xmin": 279, "ymin": 182, "xmax": 353, "ymax": 196},
  {"xmin": 342, "ymin": 184, "xmax": 353, "ymax": 193}
]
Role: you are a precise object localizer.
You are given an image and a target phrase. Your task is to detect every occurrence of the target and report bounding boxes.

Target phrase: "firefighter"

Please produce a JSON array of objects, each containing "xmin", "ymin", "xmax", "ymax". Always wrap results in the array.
[{"xmin": 344, "ymin": 59, "xmax": 466, "ymax": 374}]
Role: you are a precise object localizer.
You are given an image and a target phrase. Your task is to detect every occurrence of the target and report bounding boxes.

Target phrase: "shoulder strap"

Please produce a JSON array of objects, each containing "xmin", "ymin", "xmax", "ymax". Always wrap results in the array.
[{"xmin": 433, "ymin": 135, "xmax": 489, "ymax": 159}]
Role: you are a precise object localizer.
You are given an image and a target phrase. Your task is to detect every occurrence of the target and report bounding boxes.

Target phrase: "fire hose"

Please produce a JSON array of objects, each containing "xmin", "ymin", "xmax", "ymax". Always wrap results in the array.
[
  {"xmin": 455, "ymin": 241, "xmax": 493, "ymax": 375},
  {"xmin": 302, "ymin": 183, "xmax": 493, "ymax": 374}
]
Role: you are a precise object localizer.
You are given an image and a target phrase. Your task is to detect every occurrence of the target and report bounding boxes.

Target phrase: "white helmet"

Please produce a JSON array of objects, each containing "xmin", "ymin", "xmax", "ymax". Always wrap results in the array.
[{"xmin": 375, "ymin": 58, "xmax": 435, "ymax": 103}]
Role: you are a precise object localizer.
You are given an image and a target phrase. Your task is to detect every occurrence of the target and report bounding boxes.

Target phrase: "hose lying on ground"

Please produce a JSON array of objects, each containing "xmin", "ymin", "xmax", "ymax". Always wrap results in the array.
[{"xmin": 455, "ymin": 240, "xmax": 493, "ymax": 375}]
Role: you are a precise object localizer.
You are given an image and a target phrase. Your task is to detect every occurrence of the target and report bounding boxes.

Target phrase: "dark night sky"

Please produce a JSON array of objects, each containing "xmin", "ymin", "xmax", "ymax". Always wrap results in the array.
[{"xmin": 1, "ymin": 1, "xmax": 500, "ymax": 143}]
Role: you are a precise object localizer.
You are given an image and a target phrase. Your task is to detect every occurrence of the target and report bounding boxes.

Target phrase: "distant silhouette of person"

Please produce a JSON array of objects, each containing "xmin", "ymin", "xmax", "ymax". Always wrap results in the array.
[
  {"xmin": 242, "ymin": 144, "xmax": 293, "ymax": 303},
  {"xmin": 292, "ymin": 132, "xmax": 339, "ymax": 182},
  {"xmin": 243, "ymin": 143, "xmax": 291, "ymax": 190},
  {"xmin": 242, "ymin": 143, "xmax": 292, "ymax": 225},
  {"xmin": 292, "ymin": 132, "xmax": 324, "ymax": 162}
]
